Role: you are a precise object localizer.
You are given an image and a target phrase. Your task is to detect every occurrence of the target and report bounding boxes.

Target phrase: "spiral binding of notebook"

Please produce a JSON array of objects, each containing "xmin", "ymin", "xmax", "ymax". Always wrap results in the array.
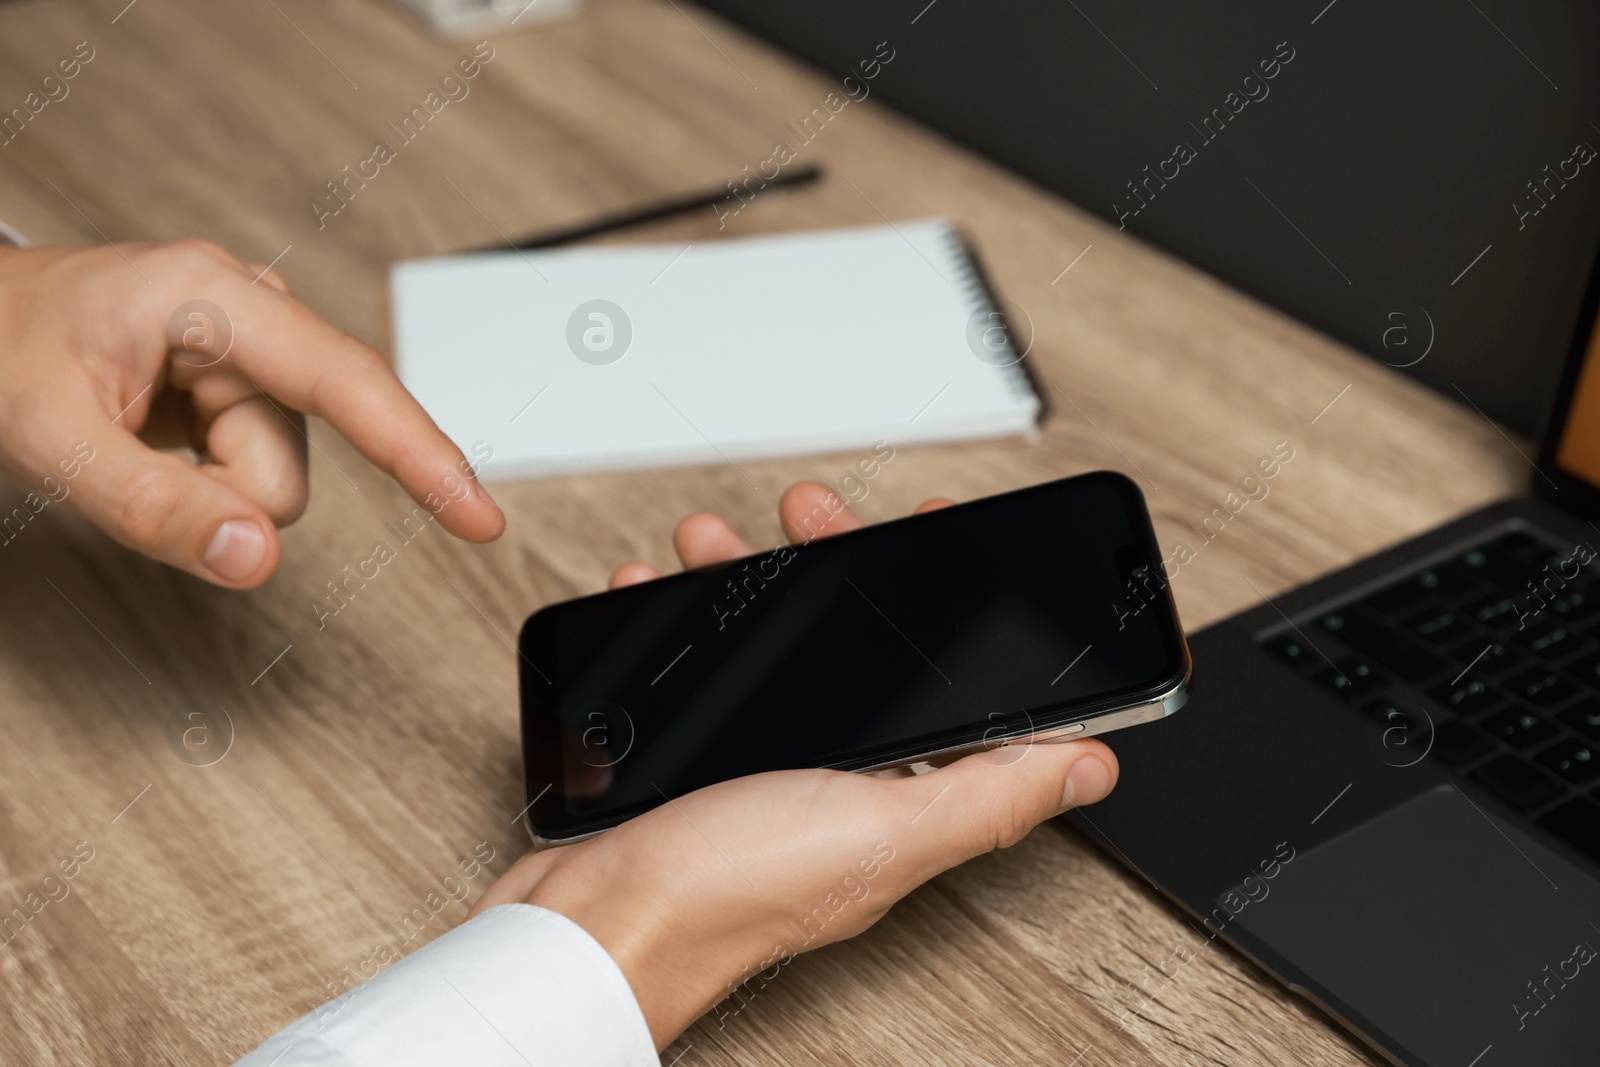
[{"xmin": 940, "ymin": 225, "xmax": 1045, "ymax": 411}]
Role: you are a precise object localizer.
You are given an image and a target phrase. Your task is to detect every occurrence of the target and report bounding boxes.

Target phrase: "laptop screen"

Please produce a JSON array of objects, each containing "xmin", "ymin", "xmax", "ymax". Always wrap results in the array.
[
  {"xmin": 1553, "ymin": 316, "xmax": 1600, "ymax": 487},
  {"xmin": 1545, "ymin": 247, "xmax": 1600, "ymax": 504}
]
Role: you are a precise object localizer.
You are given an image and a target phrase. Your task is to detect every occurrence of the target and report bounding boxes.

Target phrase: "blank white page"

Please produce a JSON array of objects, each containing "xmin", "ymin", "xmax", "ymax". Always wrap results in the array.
[{"xmin": 391, "ymin": 219, "xmax": 1039, "ymax": 480}]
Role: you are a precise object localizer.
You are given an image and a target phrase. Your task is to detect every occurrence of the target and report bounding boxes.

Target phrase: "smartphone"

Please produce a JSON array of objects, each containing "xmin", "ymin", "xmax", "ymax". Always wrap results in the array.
[{"xmin": 518, "ymin": 471, "xmax": 1190, "ymax": 843}]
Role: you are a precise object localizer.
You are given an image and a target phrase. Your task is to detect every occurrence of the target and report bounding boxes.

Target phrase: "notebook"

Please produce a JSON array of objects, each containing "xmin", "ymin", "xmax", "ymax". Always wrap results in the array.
[{"xmin": 390, "ymin": 219, "xmax": 1041, "ymax": 481}]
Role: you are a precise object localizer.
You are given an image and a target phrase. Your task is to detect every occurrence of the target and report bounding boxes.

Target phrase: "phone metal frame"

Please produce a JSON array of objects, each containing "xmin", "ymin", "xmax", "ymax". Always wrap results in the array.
[{"xmin": 524, "ymin": 662, "xmax": 1191, "ymax": 848}]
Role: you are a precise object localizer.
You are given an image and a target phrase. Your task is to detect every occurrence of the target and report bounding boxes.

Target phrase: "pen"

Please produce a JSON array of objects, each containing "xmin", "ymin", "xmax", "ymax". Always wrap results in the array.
[{"xmin": 482, "ymin": 164, "xmax": 824, "ymax": 252}]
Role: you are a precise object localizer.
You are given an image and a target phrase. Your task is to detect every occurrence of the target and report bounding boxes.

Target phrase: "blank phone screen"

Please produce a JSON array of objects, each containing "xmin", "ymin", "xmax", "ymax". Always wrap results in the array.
[{"xmin": 519, "ymin": 472, "xmax": 1187, "ymax": 838}]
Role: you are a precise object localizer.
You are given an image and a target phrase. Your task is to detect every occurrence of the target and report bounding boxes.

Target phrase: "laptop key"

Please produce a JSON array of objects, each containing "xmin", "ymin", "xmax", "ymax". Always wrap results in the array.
[
  {"xmin": 1430, "ymin": 720, "xmax": 1496, "ymax": 769},
  {"xmin": 1319, "ymin": 607, "xmax": 1451, "ymax": 682},
  {"xmin": 1312, "ymin": 657, "xmax": 1385, "ymax": 700},
  {"xmin": 1417, "ymin": 560, "xmax": 1485, "ymax": 597},
  {"xmin": 1362, "ymin": 697, "xmax": 1431, "ymax": 750},
  {"xmin": 1538, "ymin": 797, "xmax": 1600, "ymax": 863},
  {"xmin": 1446, "ymin": 638, "xmax": 1528, "ymax": 678},
  {"xmin": 1558, "ymin": 701, "xmax": 1600, "ymax": 740},
  {"xmin": 1512, "ymin": 621, "xmax": 1581, "ymax": 658},
  {"xmin": 1362, "ymin": 695, "xmax": 1407, "ymax": 720},
  {"xmin": 1471, "ymin": 754, "xmax": 1564, "ymax": 810},
  {"xmin": 1531, "ymin": 544, "xmax": 1594, "ymax": 582},
  {"xmin": 1460, "ymin": 591, "xmax": 1523, "ymax": 631},
  {"xmin": 1549, "ymin": 589, "xmax": 1600, "ymax": 624},
  {"xmin": 1265, "ymin": 634, "xmax": 1318, "ymax": 670},
  {"xmin": 1562, "ymin": 649, "xmax": 1600, "ymax": 686},
  {"xmin": 1502, "ymin": 667, "xmax": 1580, "ymax": 708},
  {"xmin": 1535, "ymin": 737, "xmax": 1600, "ymax": 783},
  {"xmin": 1425, "ymin": 674, "xmax": 1502, "ymax": 716},
  {"xmin": 1400, "ymin": 606, "xmax": 1473, "ymax": 645},
  {"xmin": 1493, "ymin": 531, "xmax": 1540, "ymax": 553},
  {"xmin": 1472, "ymin": 538, "xmax": 1557, "ymax": 593},
  {"xmin": 1480, "ymin": 706, "xmax": 1560, "ymax": 748},
  {"xmin": 1362, "ymin": 578, "xmax": 1432, "ymax": 615}
]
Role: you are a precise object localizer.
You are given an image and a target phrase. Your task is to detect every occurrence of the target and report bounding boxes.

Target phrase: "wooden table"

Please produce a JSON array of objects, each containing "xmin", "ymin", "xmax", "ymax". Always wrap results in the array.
[{"xmin": 0, "ymin": 1, "xmax": 1527, "ymax": 1063}]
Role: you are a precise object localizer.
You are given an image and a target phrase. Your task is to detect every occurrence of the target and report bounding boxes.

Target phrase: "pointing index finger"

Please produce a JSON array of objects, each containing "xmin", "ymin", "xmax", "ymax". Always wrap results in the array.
[{"xmin": 205, "ymin": 273, "xmax": 505, "ymax": 542}]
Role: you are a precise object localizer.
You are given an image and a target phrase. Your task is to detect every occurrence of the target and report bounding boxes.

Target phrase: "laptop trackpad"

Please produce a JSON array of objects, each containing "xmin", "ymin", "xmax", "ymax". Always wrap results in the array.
[{"xmin": 1234, "ymin": 784, "xmax": 1600, "ymax": 1066}]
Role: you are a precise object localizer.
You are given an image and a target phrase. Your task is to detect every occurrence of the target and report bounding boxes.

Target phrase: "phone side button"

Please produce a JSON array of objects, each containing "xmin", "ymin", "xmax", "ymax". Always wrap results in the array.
[{"xmin": 1032, "ymin": 722, "xmax": 1088, "ymax": 743}]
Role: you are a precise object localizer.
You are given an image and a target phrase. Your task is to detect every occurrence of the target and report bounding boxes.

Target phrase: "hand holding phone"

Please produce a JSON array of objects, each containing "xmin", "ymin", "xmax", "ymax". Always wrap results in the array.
[
  {"xmin": 474, "ymin": 481, "xmax": 1123, "ymax": 1051},
  {"xmin": 519, "ymin": 473, "xmax": 1190, "ymax": 843}
]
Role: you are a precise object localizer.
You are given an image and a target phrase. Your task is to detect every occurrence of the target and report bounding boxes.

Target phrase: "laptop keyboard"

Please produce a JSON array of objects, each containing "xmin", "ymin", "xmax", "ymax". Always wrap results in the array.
[{"xmin": 1261, "ymin": 529, "xmax": 1600, "ymax": 865}]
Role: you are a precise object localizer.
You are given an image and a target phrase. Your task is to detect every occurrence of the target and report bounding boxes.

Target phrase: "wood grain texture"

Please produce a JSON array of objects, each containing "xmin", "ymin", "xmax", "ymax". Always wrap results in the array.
[{"xmin": 0, "ymin": 0, "xmax": 1526, "ymax": 1064}]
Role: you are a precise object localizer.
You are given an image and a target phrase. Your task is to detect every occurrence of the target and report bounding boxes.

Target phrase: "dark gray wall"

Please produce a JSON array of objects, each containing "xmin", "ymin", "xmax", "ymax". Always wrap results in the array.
[{"xmin": 697, "ymin": 0, "xmax": 1600, "ymax": 435}]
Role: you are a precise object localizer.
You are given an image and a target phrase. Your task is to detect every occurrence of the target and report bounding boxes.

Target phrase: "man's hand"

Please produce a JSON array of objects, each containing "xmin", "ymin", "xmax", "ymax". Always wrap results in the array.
[
  {"xmin": 0, "ymin": 241, "xmax": 505, "ymax": 587},
  {"xmin": 471, "ymin": 482, "xmax": 1119, "ymax": 1049}
]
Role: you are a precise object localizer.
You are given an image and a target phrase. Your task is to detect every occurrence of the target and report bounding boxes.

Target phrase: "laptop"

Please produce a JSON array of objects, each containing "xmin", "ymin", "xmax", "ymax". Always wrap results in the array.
[{"xmin": 1067, "ymin": 240, "xmax": 1600, "ymax": 1066}]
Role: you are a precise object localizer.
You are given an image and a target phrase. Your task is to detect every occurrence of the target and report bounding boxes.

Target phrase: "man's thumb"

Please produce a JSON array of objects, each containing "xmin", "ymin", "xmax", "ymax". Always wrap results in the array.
[
  {"xmin": 58, "ymin": 423, "xmax": 280, "ymax": 588},
  {"xmin": 900, "ymin": 740, "xmax": 1119, "ymax": 866}
]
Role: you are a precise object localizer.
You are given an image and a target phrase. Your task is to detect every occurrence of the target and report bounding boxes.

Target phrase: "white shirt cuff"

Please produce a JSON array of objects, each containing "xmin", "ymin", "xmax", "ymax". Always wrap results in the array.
[{"xmin": 235, "ymin": 903, "xmax": 660, "ymax": 1067}]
